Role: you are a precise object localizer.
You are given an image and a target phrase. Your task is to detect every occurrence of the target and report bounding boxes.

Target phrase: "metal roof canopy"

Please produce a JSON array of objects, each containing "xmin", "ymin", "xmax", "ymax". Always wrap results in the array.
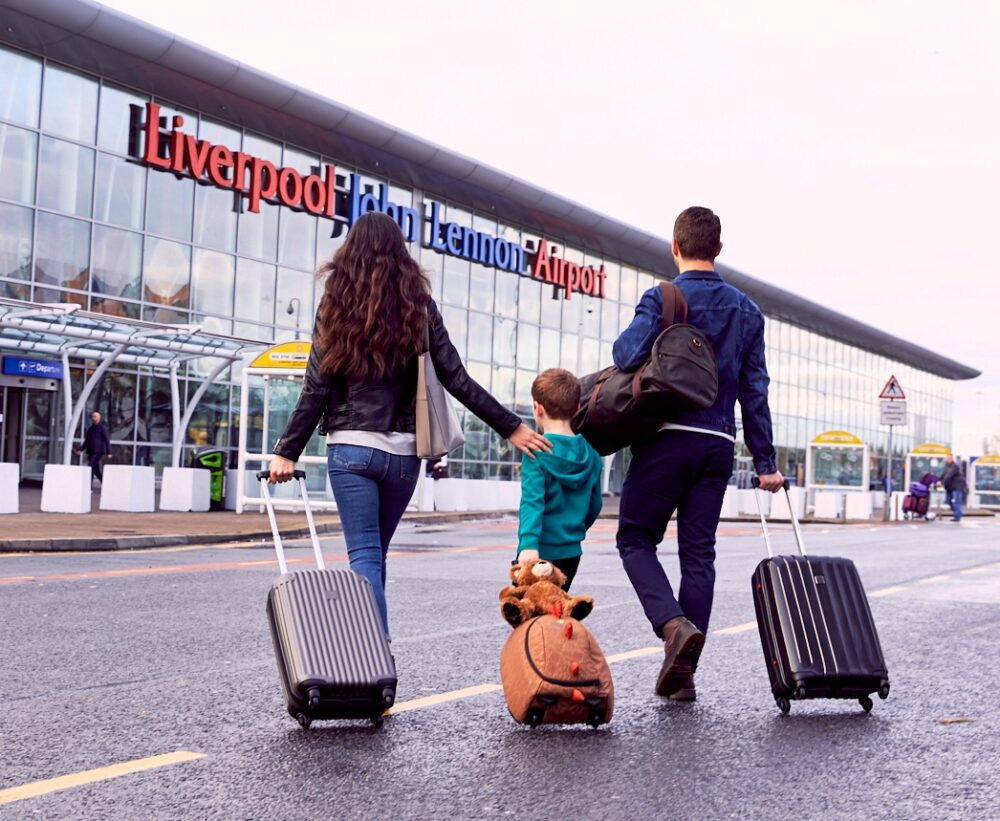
[
  {"xmin": 0, "ymin": 0, "xmax": 981, "ymax": 381},
  {"xmin": 0, "ymin": 299, "xmax": 265, "ymax": 467}
]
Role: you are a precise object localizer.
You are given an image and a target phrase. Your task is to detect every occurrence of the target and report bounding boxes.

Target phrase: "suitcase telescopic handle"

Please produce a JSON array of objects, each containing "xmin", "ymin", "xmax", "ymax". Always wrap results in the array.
[
  {"xmin": 256, "ymin": 468, "xmax": 325, "ymax": 574},
  {"xmin": 751, "ymin": 477, "xmax": 807, "ymax": 558}
]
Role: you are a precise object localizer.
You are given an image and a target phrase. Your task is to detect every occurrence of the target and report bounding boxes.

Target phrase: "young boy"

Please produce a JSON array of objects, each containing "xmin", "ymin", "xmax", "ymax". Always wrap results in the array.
[{"xmin": 517, "ymin": 368, "xmax": 604, "ymax": 590}]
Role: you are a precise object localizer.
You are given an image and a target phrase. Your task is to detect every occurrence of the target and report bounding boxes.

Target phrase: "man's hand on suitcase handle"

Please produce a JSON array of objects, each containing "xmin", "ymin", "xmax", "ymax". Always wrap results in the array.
[
  {"xmin": 262, "ymin": 456, "xmax": 299, "ymax": 484},
  {"xmin": 753, "ymin": 473, "xmax": 786, "ymax": 493}
]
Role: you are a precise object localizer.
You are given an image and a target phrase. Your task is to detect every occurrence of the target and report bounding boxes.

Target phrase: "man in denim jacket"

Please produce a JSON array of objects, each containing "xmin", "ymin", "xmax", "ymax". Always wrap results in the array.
[{"xmin": 613, "ymin": 206, "xmax": 783, "ymax": 701}]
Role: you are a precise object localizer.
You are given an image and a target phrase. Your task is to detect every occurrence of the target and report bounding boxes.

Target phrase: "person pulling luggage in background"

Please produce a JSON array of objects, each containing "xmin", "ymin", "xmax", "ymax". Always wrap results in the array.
[
  {"xmin": 939, "ymin": 454, "xmax": 967, "ymax": 522},
  {"xmin": 77, "ymin": 410, "xmax": 112, "ymax": 488},
  {"xmin": 266, "ymin": 212, "xmax": 550, "ymax": 641},
  {"xmin": 515, "ymin": 369, "xmax": 604, "ymax": 591},
  {"xmin": 612, "ymin": 206, "xmax": 783, "ymax": 701}
]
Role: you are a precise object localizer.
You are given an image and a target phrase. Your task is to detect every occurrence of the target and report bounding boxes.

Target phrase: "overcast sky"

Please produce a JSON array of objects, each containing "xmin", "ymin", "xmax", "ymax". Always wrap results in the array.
[{"xmin": 103, "ymin": 0, "xmax": 1000, "ymax": 453}]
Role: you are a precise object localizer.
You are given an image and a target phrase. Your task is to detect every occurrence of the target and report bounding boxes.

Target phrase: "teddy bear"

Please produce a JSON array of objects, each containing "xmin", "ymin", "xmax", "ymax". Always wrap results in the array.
[{"xmin": 498, "ymin": 558, "xmax": 594, "ymax": 627}]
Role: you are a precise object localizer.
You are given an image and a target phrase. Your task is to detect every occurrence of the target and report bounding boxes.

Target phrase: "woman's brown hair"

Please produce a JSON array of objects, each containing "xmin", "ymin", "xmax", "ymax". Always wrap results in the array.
[{"xmin": 314, "ymin": 211, "xmax": 431, "ymax": 379}]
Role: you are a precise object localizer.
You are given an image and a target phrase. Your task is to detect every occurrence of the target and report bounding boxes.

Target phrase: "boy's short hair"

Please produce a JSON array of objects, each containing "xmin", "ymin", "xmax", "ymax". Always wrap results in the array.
[
  {"xmin": 531, "ymin": 368, "xmax": 581, "ymax": 420},
  {"xmin": 674, "ymin": 206, "xmax": 722, "ymax": 261}
]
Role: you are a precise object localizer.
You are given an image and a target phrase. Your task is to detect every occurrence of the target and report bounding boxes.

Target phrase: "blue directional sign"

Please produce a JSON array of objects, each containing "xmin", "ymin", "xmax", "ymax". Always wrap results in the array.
[{"xmin": 2, "ymin": 356, "xmax": 65, "ymax": 380}]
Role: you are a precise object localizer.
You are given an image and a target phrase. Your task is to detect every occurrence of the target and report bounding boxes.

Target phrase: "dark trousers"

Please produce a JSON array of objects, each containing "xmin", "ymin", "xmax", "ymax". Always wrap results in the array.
[
  {"xmin": 617, "ymin": 430, "xmax": 734, "ymax": 636},
  {"xmin": 88, "ymin": 454, "xmax": 105, "ymax": 483},
  {"xmin": 551, "ymin": 556, "xmax": 581, "ymax": 591}
]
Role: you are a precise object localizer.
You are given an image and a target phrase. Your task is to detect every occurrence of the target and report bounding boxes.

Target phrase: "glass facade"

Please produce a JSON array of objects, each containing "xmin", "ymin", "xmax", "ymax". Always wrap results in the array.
[{"xmin": 0, "ymin": 44, "xmax": 956, "ymax": 484}]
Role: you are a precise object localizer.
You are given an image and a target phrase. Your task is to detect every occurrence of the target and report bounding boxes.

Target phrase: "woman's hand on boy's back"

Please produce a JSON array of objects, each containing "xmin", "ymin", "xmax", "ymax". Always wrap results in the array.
[{"xmin": 508, "ymin": 423, "xmax": 552, "ymax": 459}]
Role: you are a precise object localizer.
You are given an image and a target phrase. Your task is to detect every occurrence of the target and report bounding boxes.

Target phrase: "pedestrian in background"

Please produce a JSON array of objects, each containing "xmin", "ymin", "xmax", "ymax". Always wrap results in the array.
[
  {"xmin": 267, "ymin": 212, "xmax": 550, "ymax": 639},
  {"xmin": 612, "ymin": 206, "xmax": 783, "ymax": 702},
  {"xmin": 940, "ymin": 454, "xmax": 967, "ymax": 522},
  {"xmin": 78, "ymin": 410, "xmax": 112, "ymax": 487}
]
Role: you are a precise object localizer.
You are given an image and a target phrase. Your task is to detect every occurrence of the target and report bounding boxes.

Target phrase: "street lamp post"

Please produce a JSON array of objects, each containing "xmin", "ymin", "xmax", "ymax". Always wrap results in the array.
[{"xmin": 287, "ymin": 298, "xmax": 302, "ymax": 340}]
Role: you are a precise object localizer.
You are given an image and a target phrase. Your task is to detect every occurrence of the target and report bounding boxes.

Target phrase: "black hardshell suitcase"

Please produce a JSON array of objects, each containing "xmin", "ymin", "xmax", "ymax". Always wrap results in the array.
[
  {"xmin": 750, "ymin": 479, "xmax": 890, "ymax": 714},
  {"xmin": 258, "ymin": 470, "xmax": 396, "ymax": 729}
]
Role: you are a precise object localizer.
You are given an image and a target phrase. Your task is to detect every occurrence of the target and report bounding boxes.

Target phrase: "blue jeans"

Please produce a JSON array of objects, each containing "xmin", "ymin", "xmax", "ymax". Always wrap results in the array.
[
  {"xmin": 616, "ymin": 430, "xmax": 735, "ymax": 636},
  {"xmin": 946, "ymin": 489, "xmax": 963, "ymax": 522},
  {"xmin": 327, "ymin": 444, "xmax": 421, "ymax": 639}
]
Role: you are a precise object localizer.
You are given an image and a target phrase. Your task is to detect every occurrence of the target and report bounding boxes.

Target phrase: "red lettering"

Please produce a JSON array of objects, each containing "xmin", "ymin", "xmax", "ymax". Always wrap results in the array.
[
  {"xmin": 324, "ymin": 164, "xmax": 335, "ymax": 218},
  {"xmin": 207, "ymin": 145, "xmax": 233, "ymax": 188},
  {"xmin": 248, "ymin": 158, "xmax": 278, "ymax": 213},
  {"xmin": 302, "ymin": 174, "xmax": 325, "ymax": 214},
  {"xmin": 169, "ymin": 116, "xmax": 185, "ymax": 173},
  {"xmin": 140, "ymin": 103, "xmax": 170, "ymax": 169},
  {"xmin": 278, "ymin": 167, "xmax": 304, "ymax": 208},
  {"xmin": 564, "ymin": 262, "xmax": 581, "ymax": 300},
  {"xmin": 595, "ymin": 265, "xmax": 607, "ymax": 298},
  {"xmin": 581, "ymin": 266, "xmax": 595, "ymax": 295},
  {"xmin": 184, "ymin": 134, "xmax": 213, "ymax": 179},
  {"xmin": 531, "ymin": 239, "xmax": 551, "ymax": 282},
  {"xmin": 233, "ymin": 152, "xmax": 251, "ymax": 193}
]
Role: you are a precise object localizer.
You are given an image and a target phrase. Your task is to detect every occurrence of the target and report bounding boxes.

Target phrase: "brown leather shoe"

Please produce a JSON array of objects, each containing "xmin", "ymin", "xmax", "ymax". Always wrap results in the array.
[
  {"xmin": 668, "ymin": 672, "xmax": 696, "ymax": 701},
  {"xmin": 655, "ymin": 616, "xmax": 705, "ymax": 697}
]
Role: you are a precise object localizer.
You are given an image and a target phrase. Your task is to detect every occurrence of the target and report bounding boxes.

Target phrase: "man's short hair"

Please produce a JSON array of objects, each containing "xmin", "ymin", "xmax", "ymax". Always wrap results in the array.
[
  {"xmin": 531, "ymin": 368, "xmax": 581, "ymax": 421},
  {"xmin": 674, "ymin": 206, "xmax": 722, "ymax": 261}
]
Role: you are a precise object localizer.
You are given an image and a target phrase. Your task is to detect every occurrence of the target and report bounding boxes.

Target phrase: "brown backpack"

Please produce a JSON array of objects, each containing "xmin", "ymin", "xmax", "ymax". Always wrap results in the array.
[
  {"xmin": 571, "ymin": 282, "xmax": 719, "ymax": 456},
  {"xmin": 499, "ymin": 614, "xmax": 614, "ymax": 727}
]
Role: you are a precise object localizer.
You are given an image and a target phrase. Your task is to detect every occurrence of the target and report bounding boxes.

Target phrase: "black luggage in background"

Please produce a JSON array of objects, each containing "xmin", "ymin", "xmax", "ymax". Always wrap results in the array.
[
  {"xmin": 258, "ymin": 470, "xmax": 396, "ymax": 729},
  {"xmin": 750, "ymin": 479, "xmax": 890, "ymax": 714}
]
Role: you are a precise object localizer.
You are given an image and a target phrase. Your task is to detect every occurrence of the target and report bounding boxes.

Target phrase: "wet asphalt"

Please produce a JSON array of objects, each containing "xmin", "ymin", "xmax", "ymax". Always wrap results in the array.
[{"xmin": 1, "ymin": 516, "xmax": 998, "ymax": 820}]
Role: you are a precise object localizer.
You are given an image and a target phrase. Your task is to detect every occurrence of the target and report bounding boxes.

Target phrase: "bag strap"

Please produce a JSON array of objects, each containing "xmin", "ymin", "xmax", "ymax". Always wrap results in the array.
[
  {"xmin": 658, "ymin": 282, "xmax": 689, "ymax": 332},
  {"xmin": 523, "ymin": 617, "xmax": 601, "ymax": 688}
]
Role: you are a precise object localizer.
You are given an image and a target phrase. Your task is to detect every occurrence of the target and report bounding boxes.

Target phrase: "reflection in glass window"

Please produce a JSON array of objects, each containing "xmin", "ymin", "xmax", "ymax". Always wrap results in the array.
[
  {"xmin": 276, "ymin": 268, "xmax": 314, "ymax": 334},
  {"xmin": 97, "ymin": 84, "xmax": 148, "ymax": 154},
  {"xmin": 95, "ymin": 152, "xmax": 145, "ymax": 230},
  {"xmin": 147, "ymin": 169, "xmax": 193, "ymax": 241},
  {"xmin": 0, "ymin": 47, "xmax": 42, "ymax": 127},
  {"xmin": 0, "ymin": 202, "xmax": 33, "ymax": 281},
  {"xmin": 194, "ymin": 184, "xmax": 238, "ymax": 252},
  {"xmin": 561, "ymin": 332, "xmax": 577, "ymax": 371},
  {"xmin": 234, "ymin": 258, "xmax": 276, "ymax": 325},
  {"xmin": 620, "ymin": 267, "xmax": 639, "ymax": 307},
  {"xmin": 620, "ymin": 303, "xmax": 635, "ymax": 336},
  {"xmin": 92, "ymin": 225, "xmax": 142, "ymax": 301},
  {"xmin": 493, "ymin": 366, "xmax": 515, "ymax": 406},
  {"xmin": 601, "ymin": 262, "xmax": 621, "ymax": 302},
  {"xmin": 138, "ymin": 375, "xmax": 172, "ymax": 443},
  {"xmin": 493, "ymin": 317, "xmax": 516, "ymax": 367},
  {"xmin": 37, "ymin": 137, "xmax": 94, "ymax": 217},
  {"xmin": 238, "ymin": 200, "xmax": 279, "ymax": 261},
  {"xmin": 441, "ymin": 305, "xmax": 467, "ymax": 359},
  {"xmin": 469, "ymin": 263, "xmax": 494, "ymax": 313},
  {"xmin": 467, "ymin": 312, "xmax": 493, "ymax": 362},
  {"xmin": 419, "ymin": 245, "xmax": 443, "ymax": 299},
  {"xmin": 143, "ymin": 236, "xmax": 190, "ymax": 309},
  {"xmin": 581, "ymin": 296, "xmax": 600, "ymax": 337},
  {"xmin": 601, "ymin": 297, "xmax": 619, "ymax": 340},
  {"xmin": 34, "ymin": 287, "xmax": 87, "ymax": 308},
  {"xmin": 540, "ymin": 285, "xmax": 562, "ymax": 329},
  {"xmin": 518, "ymin": 276, "xmax": 542, "ymax": 325},
  {"xmin": 143, "ymin": 305, "xmax": 189, "ymax": 325},
  {"xmin": 581, "ymin": 339, "xmax": 601, "ymax": 374},
  {"xmin": 494, "ymin": 269, "xmax": 518, "ymax": 318},
  {"xmin": 515, "ymin": 369, "xmax": 535, "ymax": 412},
  {"xmin": 192, "ymin": 249, "xmax": 235, "ymax": 316},
  {"xmin": 0, "ymin": 124, "xmax": 36, "ymax": 203},
  {"xmin": 442, "ymin": 254, "xmax": 469, "ymax": 307},
  {"xmin": 516, "ymin": 323, "xmax": 538, "ymax": 371},
  {"xmin": 41, "ymin": 64, "xmax": 98, "ymax": 143},
  {"xmin": 539, "ymin": 328, "xmax": 561, "ymax": 370},
  {"xmin": 199, "ymin": 118, "xmax": 241, "ymax": 151},
  {"xmin": 34, "ymin": 212, "xmax": 90, "ymax": 290},
  {"xmin": 278, "ymin": 207, "xmax": 317, "ymax": 271}
]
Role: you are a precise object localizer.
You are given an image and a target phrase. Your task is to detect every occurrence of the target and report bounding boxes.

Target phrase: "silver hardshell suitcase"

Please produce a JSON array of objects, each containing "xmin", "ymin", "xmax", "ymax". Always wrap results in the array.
[{"xmin": 258, "ymin": 470, "xmax": 396, "ymax": 728}]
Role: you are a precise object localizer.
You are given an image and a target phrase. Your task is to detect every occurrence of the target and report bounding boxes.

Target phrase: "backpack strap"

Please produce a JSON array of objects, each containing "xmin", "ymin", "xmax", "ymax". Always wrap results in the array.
[{"xmin": 658, "ymin": 281, "xmax": 689, "ymax": 332}]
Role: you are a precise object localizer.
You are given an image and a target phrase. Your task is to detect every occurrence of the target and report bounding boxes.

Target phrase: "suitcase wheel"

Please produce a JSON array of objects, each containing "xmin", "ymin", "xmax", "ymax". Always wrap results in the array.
[
  {"xmin": 793, "ymin": 685, "xmax": 807, "ymax": 700},
  {"xmin": 775, "ymin": 697, "xmax": 791, "ymax": 714},
  {"xmin": 587, "ymin": 710, "xmax": 606, "ymax": 729},
  {"xmin": 307, "ymin": 688, "xmax": 321, "ymax": 711},
  {"xmin": 526, "ymin": 708, "xmax": 545, "ymax": 728},
  {"xmin": 878, "ymin": 682, "xmax": 890, "ymax": 700},
  {"xmin": 382, "ymin": 686, "xmax": 395, "ymax": 709},
  {"xmin": 859, "ymin": 696, "xmax": 874, "ymax": 713},
  {"xmin": 296, "ymin": 712, "xmax": 312, "ymax": 730},
  {"xmin": 370, "ymin": 713, "xmax": 385, "ymax": 728}
]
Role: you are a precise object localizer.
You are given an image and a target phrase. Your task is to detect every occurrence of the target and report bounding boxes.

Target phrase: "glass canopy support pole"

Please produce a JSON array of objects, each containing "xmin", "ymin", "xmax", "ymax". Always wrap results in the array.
[
  {"xmin": 171, "ymin": 358, "xmax": 232, "ymax": 468},
  {"xmin": 61, "ymin": 343, "xmax": 128, "ymax": 464}
]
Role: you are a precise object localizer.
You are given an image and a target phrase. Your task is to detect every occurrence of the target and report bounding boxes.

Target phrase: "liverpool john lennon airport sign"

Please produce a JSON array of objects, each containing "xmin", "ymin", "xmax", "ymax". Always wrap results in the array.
[{"xmin": 132, "ymin": 103, "xmax": 607, "ymax": 299}]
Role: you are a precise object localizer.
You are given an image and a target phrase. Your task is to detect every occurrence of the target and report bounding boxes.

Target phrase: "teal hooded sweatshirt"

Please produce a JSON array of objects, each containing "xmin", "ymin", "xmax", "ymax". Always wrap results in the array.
[{"xmin": 517, "ymin": 433, "xmax": 604, "ymax": 560}]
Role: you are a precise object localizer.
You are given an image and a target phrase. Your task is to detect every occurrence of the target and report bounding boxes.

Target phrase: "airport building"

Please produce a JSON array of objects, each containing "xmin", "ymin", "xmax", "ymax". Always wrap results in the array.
[{"xmin": 0, "ymin": 0, "xmax": 979, "ymax": 494}]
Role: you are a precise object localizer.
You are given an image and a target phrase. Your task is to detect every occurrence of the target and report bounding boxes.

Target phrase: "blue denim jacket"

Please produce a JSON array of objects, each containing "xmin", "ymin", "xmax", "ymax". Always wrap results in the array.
[{"xmin": 612, "ymin": 270, "xmax": 777, "ymax": 474}]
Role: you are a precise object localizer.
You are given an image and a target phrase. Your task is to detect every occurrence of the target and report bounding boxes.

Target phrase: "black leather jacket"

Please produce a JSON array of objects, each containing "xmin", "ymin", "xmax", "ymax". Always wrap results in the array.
[{"xmin": 273, "ymin": 300, "xmax": 522, "ymax": 461}]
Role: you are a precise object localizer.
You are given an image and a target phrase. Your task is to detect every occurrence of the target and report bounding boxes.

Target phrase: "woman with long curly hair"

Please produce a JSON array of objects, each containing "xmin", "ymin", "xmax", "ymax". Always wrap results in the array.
[{"xmin": 268, "ymin": 211, "xmax": 549, "ymax": 637}]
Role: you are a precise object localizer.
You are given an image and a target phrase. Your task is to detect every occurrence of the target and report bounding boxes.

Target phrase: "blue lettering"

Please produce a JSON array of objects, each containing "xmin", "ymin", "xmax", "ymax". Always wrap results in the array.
[
  {"xmin": 445, "ymin": 222, "xmax": 463, "ymax": 255},
  {"xmin": 478, "ymin": 234, "xmax": 495, "ymax": 266},
  {"xmin": 461, "ymin": 227, "xmax": 479, "ymax": 259},
  {"xmin": 494, "ymin": 239, "xmax": 510, "ymax": 271},
  {"xmin": 399, "ymin": 206, "xmax": 420, "ymax": 242},
  {"xmin": 427, "ymin": 202, "xmax": 447, "ymax": 251},
  {"xmin": 508, "ymin": 243, "xmax": 524, "ymax": 273}
]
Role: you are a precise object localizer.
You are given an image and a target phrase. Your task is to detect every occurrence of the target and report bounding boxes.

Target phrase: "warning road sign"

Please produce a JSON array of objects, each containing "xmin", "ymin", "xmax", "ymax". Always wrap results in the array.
[{"xmin": 879, "ymin": 375, "xmax": 906, "ymax": 400}]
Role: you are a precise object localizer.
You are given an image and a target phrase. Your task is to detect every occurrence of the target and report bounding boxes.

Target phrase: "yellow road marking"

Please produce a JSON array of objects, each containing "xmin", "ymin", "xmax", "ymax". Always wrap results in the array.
[
  {"xmin": 605, "ymin": 646, "xmax": 661, "ymax": 663},
  {"xmin": 712, "ymin": 621, "xmax": 757, "ymax": 635},
  {"xmin": 0, "ymin": 751, "xmax": 204, "ymax": 806},
  {"xmin": 960, "ymin": 567, "xmax": 989, "ymax": 575},
  {"xmin": 870, "ymin": 585, "xmax": 907, "ymax": 597},
  {"xmin": 918, "ymin": 575, "xmax": 950, "ymax": 585},
  {"xmin": 388, "ymin": 683, "xmax": 501, "ymax": 714}
]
